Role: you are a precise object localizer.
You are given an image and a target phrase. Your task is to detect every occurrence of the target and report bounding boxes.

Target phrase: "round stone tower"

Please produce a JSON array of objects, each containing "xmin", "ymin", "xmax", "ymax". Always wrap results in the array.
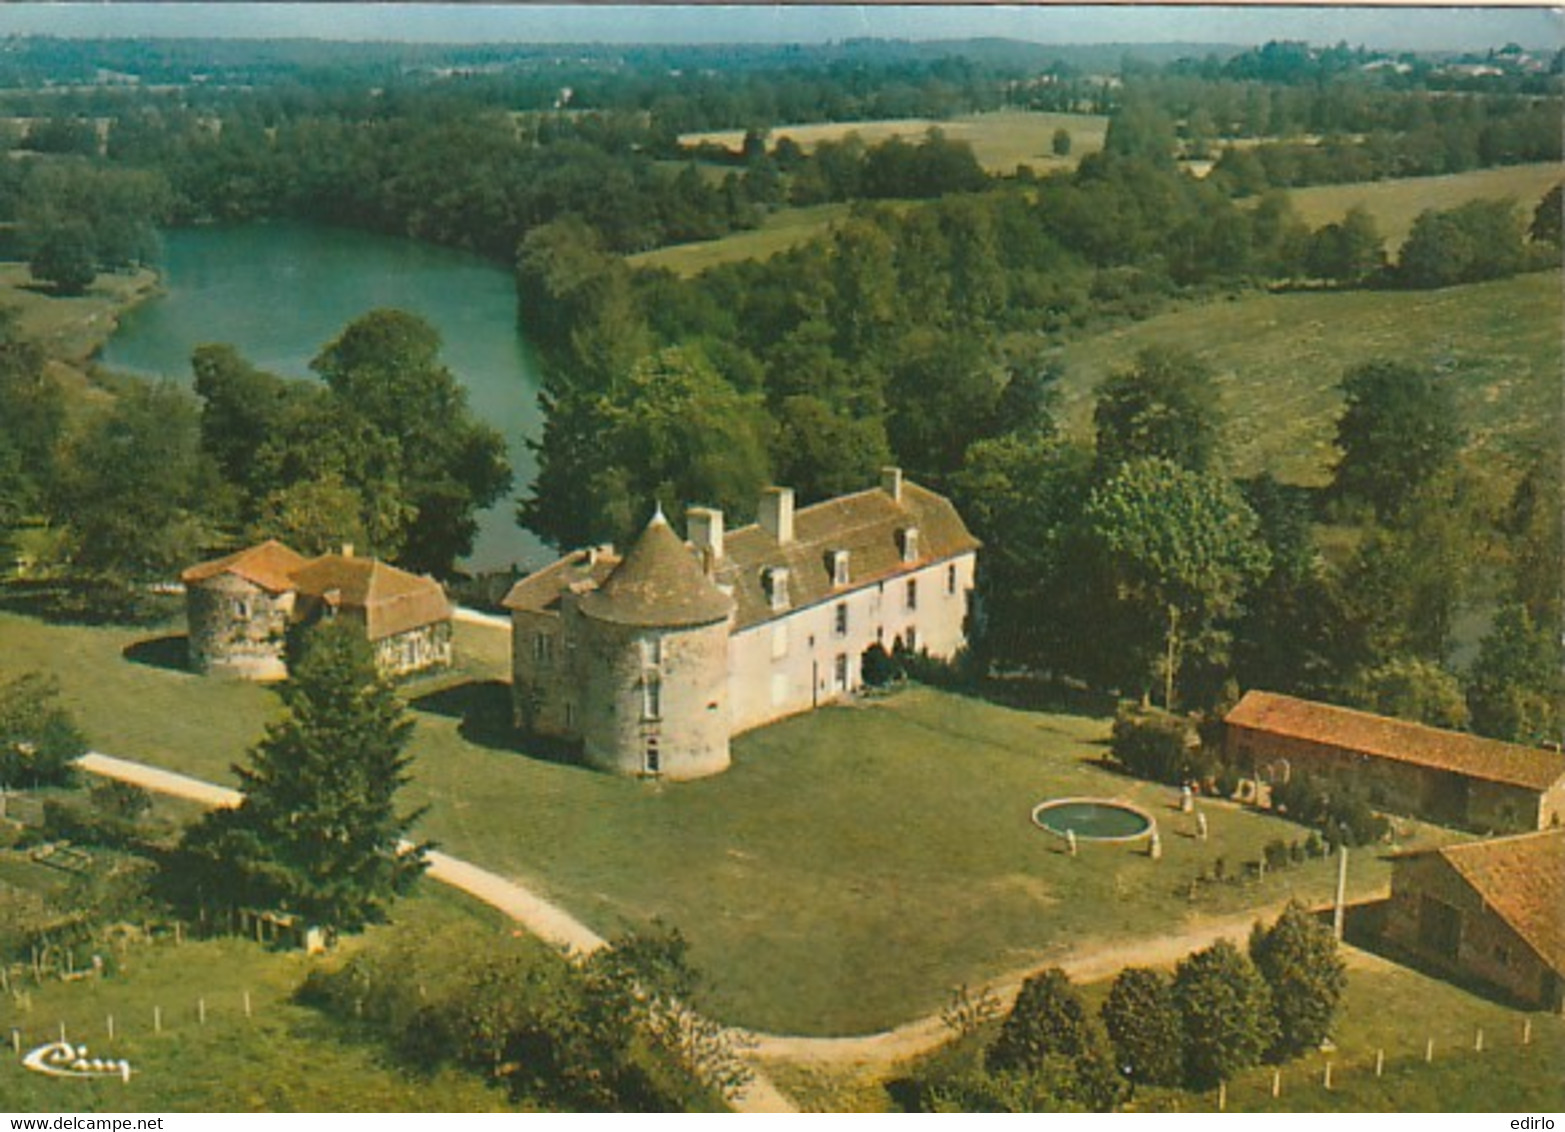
[{"xmin": 576, "ymin": 510, "xmax": 734, "ymax": 780}]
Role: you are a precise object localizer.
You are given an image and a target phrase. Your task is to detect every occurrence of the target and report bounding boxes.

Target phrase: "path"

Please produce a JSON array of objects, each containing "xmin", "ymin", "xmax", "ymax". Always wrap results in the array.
[{"xmin": 75, "ymin": 751, "xmax": 793, "ymax": 1113}]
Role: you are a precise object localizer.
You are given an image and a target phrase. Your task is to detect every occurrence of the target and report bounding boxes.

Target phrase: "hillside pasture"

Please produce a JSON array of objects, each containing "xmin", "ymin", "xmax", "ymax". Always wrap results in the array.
[
  {"xmin": 628, "ymin": 203, "xmax": 855, "ymax": 277},
  {"xmin": 680, "ymin": 110, "xmax": 1107, "ymax": 176},
  {"xmin": 1048, "ymin": 270, "xmax": 1562, "ymax": 486},
  {"xmin": 1282, "ymin": 162, "xmax": 1562, "ymax": 250}
]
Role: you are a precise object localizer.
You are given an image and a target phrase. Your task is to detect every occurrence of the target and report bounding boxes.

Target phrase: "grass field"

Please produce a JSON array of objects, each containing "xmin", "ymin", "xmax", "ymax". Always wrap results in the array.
[
  {"xmin": 680, "ymin": 110, "xmax": 1108, "ymax": 176},
  {"xmin": 0, "ymin": 262, "xmax": 159, "ymax": 366},
  {"xmin": 628, "ymin": 202, "xmax": 858, "ymax": 277},
  {"xmin": 1, "ymin": 610, "xmax": 1458, "ymax": 1035},
  {"xmin": 1283, "ymin": 163, "xmax": 1563, "ymax": 251},
  {"xmin": 1048, "ymin": 269, "xmax": 1562, "ymax": 486},
  {"xmin": 0, "ymin": 885, "xmax": 527, "ymax": 1112}
]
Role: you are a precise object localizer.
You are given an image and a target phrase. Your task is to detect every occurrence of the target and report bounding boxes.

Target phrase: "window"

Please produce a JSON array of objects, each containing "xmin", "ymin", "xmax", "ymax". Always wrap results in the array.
[
  {"xmin": 905, "ymin": 578, "xmax": 918, "ymax": 611},
  {"xmin": 1493, "ymin": 944, "xmax": 1513, "ymax": 968},
  {"xmin": 900, "ymin": 527, "xmax": 920, "ymax": 563},
  {"xmin": 564, "ymin": 702, "xmax": 575, "ymax": 729},
  {"xmin": 831, "ymin": 550, "xmax": 850, "ymax": 587},
  {"xmin": 645, "ymin": 737, "xmax": 661, "ymax": 776},
  {"xmin": 641, "ymin": 635, "xmax": 663, "ymax": 667},
  {"xmin": 947, "ymin": 563, "xmax": 958, "ymax": 595},
  {"xmin": 764, "ymin": 567, "xmax": 790, "ymax": 611},
  {"xmin": 233, "ymin": 598, "xmax": 252, "ymax": 621},
  {"xmin": 643, "ymin": 675, "xmax": 662, "ymax": 721},
  {"xmin": 905, "ymin": 626, "xmax": 918, "ymax": 653},
  {"xmin": 534, "ymin": 633, "xmax": 553, "ymax": 663},
  {"xmin": 834, "ymin": 652, "xmax": 848, "ymax": 691},
  {"xmin": 771, "ymin": 621, "xmax": 789, "ymax": 659},
  {"xmin": 834, "ymin": 602, "xmax": 848, "ymax": 636}
]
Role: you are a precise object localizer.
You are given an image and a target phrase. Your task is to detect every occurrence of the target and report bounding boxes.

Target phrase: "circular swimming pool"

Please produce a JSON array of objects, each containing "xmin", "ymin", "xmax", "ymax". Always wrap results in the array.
[{"xmin": 1031, "ymin": 798, "xmax": 1156, "ymax": 842}]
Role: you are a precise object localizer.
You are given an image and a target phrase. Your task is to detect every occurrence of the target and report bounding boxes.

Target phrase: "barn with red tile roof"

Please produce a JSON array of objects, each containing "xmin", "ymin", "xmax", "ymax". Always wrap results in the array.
[
  {"xmin": 1225, "ymin": 690, "xmax": 1565, "ymax": 833},
  {"xmin": 1383, "ymin": 829, "xmax": 1564, "ymax": 1010}
]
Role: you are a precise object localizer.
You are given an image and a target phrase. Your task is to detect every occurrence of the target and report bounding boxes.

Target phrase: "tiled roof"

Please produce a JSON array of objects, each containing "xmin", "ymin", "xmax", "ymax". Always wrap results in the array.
[
  {"xmin": 291, "ymin": 553, "xmax": 452, "ymax": 641},
  {"xmin": 1226, "ymin": 690, "xmax": 1565, "ymax": 792},
  {"xmin": 577, "ymin": 512, "xmax": 734, "ymax": 628},
  {"xmin": 716, "ymin": 482, "xmax": 979, "ymax": 631},
  {"xmin": 501, "ymin": 548, "xmax": 619, "ymax": 614},
  {"xmin": 1416, "ymin": 830, "xmax": 1565, "ymax": 976},
  {"xmin": 180, "ymin": 540, "xmax": 310, "ymax": 593}
]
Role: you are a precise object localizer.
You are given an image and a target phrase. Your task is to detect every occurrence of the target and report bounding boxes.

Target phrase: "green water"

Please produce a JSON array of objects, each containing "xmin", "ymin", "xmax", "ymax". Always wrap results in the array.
[
  {"xmin": 1034, "ymin": 800, "xmax": 1152, "ymax": 840},
  {"xmin": 102, "ymin": 221, "xmax": 548, "ymax": 573}
]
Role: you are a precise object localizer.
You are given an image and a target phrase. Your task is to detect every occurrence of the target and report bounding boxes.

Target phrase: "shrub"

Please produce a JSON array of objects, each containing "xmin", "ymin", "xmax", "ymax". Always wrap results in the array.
[
  {"xmin": 1249, "ymin": 901, "xmax": 1347, "ymax": 1058},
  {"xmin": 1110, "ymin": 706, "xmax": 1201, "ymax": 785},
  {"xmin": 1171, "ymin": 940, "xmax": 1278, "ymax": 1088},
  {"xmin": 1101, "ymin": 967, "xmax": 1183, "ymax": 1088}
]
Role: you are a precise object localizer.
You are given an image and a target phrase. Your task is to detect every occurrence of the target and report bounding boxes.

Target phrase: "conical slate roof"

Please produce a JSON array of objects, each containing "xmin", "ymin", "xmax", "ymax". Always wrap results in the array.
[{"xmin": 577, "ymin": 511, "xmax": 733, "ymax": 628}]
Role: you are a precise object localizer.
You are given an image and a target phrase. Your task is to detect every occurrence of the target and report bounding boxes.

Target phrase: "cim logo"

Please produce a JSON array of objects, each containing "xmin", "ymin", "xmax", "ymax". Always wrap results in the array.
[{"xmin": 21, "ymin": 1041, "xmax": 132, "ymax": 1082}]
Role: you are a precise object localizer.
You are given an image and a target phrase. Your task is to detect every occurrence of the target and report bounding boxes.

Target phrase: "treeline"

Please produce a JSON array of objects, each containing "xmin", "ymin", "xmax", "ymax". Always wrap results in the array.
[{"xmin": 911, "ymin": 903, "xmax": 1345, "ymax": 1111}]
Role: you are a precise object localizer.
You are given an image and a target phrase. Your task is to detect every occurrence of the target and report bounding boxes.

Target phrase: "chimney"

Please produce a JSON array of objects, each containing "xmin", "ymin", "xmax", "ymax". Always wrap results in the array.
[
  {"xmin": 881, "ymin": 467, "xmax": 903, "ymax": 503},
  {"xmin": 687, "ymin": 507, "xmax": 724, "ymax": 567},
  {"xmin": 759, "ymin": 486, "xmax": 795, "ymax": 544},
  {"xmin": 341, "ymin": 543, "xmax": 355, "ymax": 558}
]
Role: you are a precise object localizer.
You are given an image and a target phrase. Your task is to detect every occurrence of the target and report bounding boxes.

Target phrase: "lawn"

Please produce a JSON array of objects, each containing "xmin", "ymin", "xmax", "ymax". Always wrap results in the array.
[
  {"xmin": 0, "ymin": 885, "xmax": 527, "ymax": 1112},
  {"xmin": 1048, "ymin": 269, "xmax": 1562, "ymax": 485},
  {"xmin": 627, "ymin": 203, "xmax": 859, "ymax": 277},
  {"xmin": 0, "ymin": 262, "xmax": 159, "ymax": 367},
  {"xmin": 1, "ymin": 610, "xmax": 1458, "ymax": 1035},
  {"xmin": 1282, "ymin": 163, "xmax": 1562, "ymax": 251},
  {"xmin": 679, "ymin": 110, "xmax": 1108, "ymax": 176}
]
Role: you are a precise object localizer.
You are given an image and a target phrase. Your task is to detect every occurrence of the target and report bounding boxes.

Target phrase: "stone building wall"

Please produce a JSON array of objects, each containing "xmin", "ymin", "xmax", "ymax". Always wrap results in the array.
[
  {"xmin": 185, "ymin": 575, "xmax": 293, "ymax": 681},
  {"xmin": 726, "ymin": 551, "xmax": 975, "ymax": 735},
  {"xmin": 579, "ymin": 615, "xmax": 731, "ymax": 780},
  {"xmin": 510, "ymin": 607, "xmax": 578, "ymax": 736},
  {"xmin": 1384, "ymin": 853, "xmax": 1561, "ymax": 1009},
  {"xmin": 373, "ymin": 620, "xmax": 453, "ymax": 678}
]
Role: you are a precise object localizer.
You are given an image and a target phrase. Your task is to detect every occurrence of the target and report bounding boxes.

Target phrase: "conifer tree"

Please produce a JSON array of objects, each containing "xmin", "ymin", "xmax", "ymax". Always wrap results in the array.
[{"xmin": 179, "ymin": 619, "xmax": 429, "ymax": 939}]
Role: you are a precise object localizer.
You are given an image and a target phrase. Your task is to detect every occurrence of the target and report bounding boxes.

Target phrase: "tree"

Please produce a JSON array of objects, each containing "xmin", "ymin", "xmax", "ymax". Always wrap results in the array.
[
  {"xmin": 0, "ymin": 315, "xmax": 62, "ymax": 525},
  {"xmin": 311, "ymin": 309, "xmax": 510, "ymax": 576},
  {"xmin": 1397, "ymin": 199, "xmax": 1526, "ymax": 288},
  {"xmin": 28, "ymin": 220, "xmax": 97, "ymax": 296},
  {"xmin": 1052, "ymin": 128, "xmax": 1072, "ymax": 157},
  {"xmin": 1465, "ymin": 603, "xmax": 1564, "ymax": 747},
  {"xmin": 988, "ymin": 968, "xmax": 1095, "ymax": 1072},
  {"xmin": 176, "ymin": 619, "xmax": 429, "ymax": 939},
  {"xmin": 0, "ymin": 672, "xmax": 86, "ymax": 789},
  {"xmin": 1248, "ymin": 901, "xmax": 1346, "ymax": 1059},
  {"xmin": 1171, "ymin": 939, "xmax": 1278, "ymax": 1088},
  {"xmin": 49, "ymin": 380, "xmax": 229, "ymax": 592},
  {"xmin": 1092, "ymin": 347, "xmax": 1223, "ymax": 475},
  {"xmin": 1101, "ymin": 967, "xmax": 1183, "ymax": 1088},
  {"xmin": 1331, "ymin": 360, "xmax": 1463, "ymax": 521},
  {"xmin": 1085, "ymin": 458, "xmax": 1270, "ymax": 708},
  {"xmin": 1304, "ymin": 206, "xmax": 1385, "ymax": 285},
  {"xmin": 1529, "ymin": 183, "xmax": 1562, "ymax": 247},
  {"xmin": 1345, "ymin": 655, "xmax": 1469, "ymax": 730}
]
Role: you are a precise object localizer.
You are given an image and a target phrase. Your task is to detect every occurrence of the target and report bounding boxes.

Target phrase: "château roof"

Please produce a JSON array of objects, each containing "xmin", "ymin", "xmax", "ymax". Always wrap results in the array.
[
  {"xmin": 576, "ymin": 511, "xmax": 734, "ymax": 628},
  {"xmin": 718, "ymin": 481, "xmax": 979, "ymax": 631},
  {"xmin": 291, "ymin": 553, "xmax": 453, "ymax": 642},
  {"xmin": 1400, "ymin": 829, "xmax": 1565, "ymax": 976},
  {"xmin": 180, "ymin": 539, "xmax": 311, "ymax": 593},
  {"xmin": 501, "ymin": 547, "xmax": 620, "ymax": 615},
  {"xmin": 1226, "ymin": 691, "xmax": 1565, "ymax": 793}
]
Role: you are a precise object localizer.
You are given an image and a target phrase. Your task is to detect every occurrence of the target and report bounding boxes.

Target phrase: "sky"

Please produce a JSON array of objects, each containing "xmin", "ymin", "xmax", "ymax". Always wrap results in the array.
[{"xmin": 0, "ymin": 4, "xmax": 1558, "ymax": 53}]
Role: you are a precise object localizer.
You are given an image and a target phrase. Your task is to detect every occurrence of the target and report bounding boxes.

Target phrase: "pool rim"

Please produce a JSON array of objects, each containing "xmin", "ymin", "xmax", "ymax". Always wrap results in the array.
[{"xmin": 1030, "ymin": 796, "xmax": 1159, "ymax": 843}]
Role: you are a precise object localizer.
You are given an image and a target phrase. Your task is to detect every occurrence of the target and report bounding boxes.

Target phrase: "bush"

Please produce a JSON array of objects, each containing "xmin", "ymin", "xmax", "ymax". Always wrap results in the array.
[
  {"xmin": 1101, "ymin": 967, "xmax": 1183, "ymax": 1088},
  {"xmin": 1110, "ymin": 706, "xmax": 1201, "ymax": 785},
  {"xmin": 1171, "ymin": 939, "xmax": 1277, "ymax": 1088},
  {"xmin": 1250, "ymin": 901, "xmax": 1347, "ymax": 1059}
]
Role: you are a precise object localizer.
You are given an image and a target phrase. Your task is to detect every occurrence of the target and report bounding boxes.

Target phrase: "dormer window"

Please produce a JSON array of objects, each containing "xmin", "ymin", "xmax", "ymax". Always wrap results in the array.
[
  {"xmin": 830, "ymin": 550, "xmax": 851, "ymax": 588},
  {"xmin": 763, "ymin": 567, "xmax": 791, "ymax": 611},
  {"xmin": 899, "ymin": 526, "xmax": 920, "ymax": 563}
]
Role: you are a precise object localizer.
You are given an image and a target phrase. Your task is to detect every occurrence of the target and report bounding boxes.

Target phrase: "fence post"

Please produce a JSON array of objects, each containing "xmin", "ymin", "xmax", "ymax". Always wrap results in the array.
[
  {"xmin": 1375, "ymin": 1048, "xmax": 1384, "ymax": 1077},
  {"xmin": 1474, "ymin": 1027, "xmax": 1484, "ymax": 1052},
  {"xmin": 10, "ymin": 1027, "xmax": 19, "ymax": 1055},
  {"xmin": 153, "ymin": 1005, "xmax": 162, "ymax": 1034},
  {"xmin": 197, "ymin": 997, "xmax": 206, "ymax": 1025},
  {"xmin": 1425, "ymin": 1037, "xmax": 1434, "ymax": 1063},
  {"xmin": 58, "ymin": 1020, "xmax": 66, "ymax": 1043},
  {"xmin": 1271, "ymin": 1068, "xmax": 1281, "ymax": 1098},
  {"xmin": 1523, "ymin": 1019, "xmax": 1532, "ymax": 1046},
  {"xmin": 106, "ymin": 1014, "xmax": 114, "ymax": 1041},
  {"xmin": 1323, "ymin": 1062, "xmax": 1332, "ymax": 1090},
  {"xmin": 243, "ymin": 990, "xmax": 252, "ymax": 1018},
  {"xmin": 1217, "ymin": 1081, "xmax": 1226, "ymax": 1112}
]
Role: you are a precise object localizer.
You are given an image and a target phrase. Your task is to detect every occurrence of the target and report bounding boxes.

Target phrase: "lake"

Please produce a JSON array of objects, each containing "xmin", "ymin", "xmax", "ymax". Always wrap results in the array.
[{"xmin": 101, "ymin": 221, "xmax": 550, "ymax": 574}]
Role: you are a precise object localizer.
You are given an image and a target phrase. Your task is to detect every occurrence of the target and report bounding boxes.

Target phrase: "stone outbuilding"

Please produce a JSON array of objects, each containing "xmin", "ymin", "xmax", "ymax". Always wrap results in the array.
[
  {"xmin": 1383, "ymin": 828, "xmax": 1564, "ymax": 1011},
  {"xmin": 182, "ymin": 542, "xmax": 453, "ymax": 680},
  {"xmin": 1225, "ymin": 690, "xmax": 1565, "ymax": 833},
  {"xmin": 181, "ymin": 540, "xmax": 311, "ymax": 680},
  {"xmin": 504, "ymin": 469, "xmax": 979, "ymax": 780}
]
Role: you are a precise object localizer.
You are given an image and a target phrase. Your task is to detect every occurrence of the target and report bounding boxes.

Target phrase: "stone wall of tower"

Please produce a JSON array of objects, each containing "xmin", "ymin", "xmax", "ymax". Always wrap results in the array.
[
  {"xmin": 579, "ymin": 615, "xmax": 731, "ymax": 780},
  {"xmin": 186, "ymin": 574, "xmax": 293, "ymax": 680}
]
